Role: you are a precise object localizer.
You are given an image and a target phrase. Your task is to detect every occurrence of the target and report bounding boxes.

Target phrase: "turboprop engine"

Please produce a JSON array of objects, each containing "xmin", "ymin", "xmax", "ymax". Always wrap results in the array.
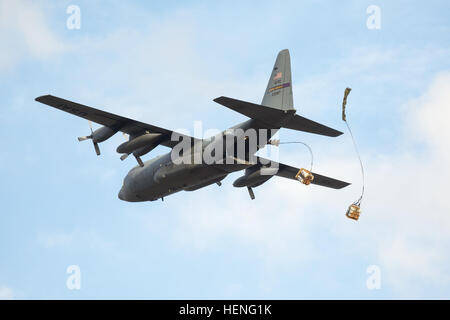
[
  {"xmin": 77, "ymin": 121, "xmax": 117, "ymax": 156},
  {"xmin": 233, "ymin": 165, "xmax": 277, "ymax": 200},
  {"xmin": 117, "ymin": 132, "xmax": 162, "ymax": 167}
]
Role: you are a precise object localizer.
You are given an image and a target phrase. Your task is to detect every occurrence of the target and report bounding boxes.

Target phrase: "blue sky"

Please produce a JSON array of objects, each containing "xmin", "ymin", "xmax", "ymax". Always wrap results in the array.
[{"xmin": 1, "ymin": 0, "xmax": 450, "ymax": 299}]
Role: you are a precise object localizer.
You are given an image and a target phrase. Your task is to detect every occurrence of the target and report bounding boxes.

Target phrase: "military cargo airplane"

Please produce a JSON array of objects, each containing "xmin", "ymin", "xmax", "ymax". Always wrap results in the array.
[{"xmin": 35, "ymin": 49, "xmax": 350, "ymax": 202}]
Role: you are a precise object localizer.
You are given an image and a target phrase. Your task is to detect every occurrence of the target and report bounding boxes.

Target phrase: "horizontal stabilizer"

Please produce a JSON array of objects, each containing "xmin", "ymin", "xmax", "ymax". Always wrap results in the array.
[
  {"xmin": 283, "ymin": 114, "xmax": 343, "ymax": 137},
  {"xmin": 214, "ymin": 96, "xmax": 342, "ymax": 137},
  {"xmin": 256, "ymin": 157, "xmax": 350, "ymax": 189},
  {"xmin": 302, "ymin": 171, "xmax": 349, "ymax": 189},
  {"xmin": 214, "ymin": 96, "xmax": 295, "ymax": 127}
]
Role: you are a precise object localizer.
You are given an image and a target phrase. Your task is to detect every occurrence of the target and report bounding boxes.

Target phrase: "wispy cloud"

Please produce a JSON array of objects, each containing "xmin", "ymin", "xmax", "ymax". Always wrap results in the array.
[
  {"xmin": 0, "ymin": 0, "xmax": 68, "ymax": 72},
  {"xmin": 0, "ymin": 286, "xmax": 14, "ymax": 300},
  {"xmin": 2, "ymin": 1, "xmax": 450, "ymax": 299},
  {"xmin": 38, "ymin": 229, "xmax": 115, "ymax": 252},
  {"xmin": 136, "ymin": 71, "xmax": 450, "ymax": 298}
]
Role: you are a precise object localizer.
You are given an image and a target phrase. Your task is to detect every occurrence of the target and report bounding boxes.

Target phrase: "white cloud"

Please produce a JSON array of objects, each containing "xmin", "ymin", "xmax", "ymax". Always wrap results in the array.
[
  {"xmin": 0, "ymin": 286, "xmax": 14, "ymax": 300},
  {"xmin": 369, "ymin": 72, "xmax": 450, "ymax": 297},
  {"xmin": 294, "ymin": 46, "xmax": 450, "ymax": 120},
  {"xmin": 0, "ymin": 0, "xmax": 67, "ymax": 71},
  {"xmin": 409, "ymin": 72, "xmax": 450, "ymax": 160},
  {"xmin": 60, "ymin": 14, "xmax": 266, "ymax": 128},
  {"xmin": 3, "ymin": 1, "xmax": 449, "ymax": 298},
  {"xmin": 38, "ymin": 229, "xmax": 115, "ymax": 252},
  {"xmin": 138, "ymin": 71, "xmax": 450, "ymax": 298}
]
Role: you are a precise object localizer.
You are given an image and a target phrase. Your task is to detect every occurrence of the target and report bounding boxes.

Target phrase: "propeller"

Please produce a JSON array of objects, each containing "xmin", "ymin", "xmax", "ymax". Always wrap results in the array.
[
  {"xmin": 119, "ymin": 153, "xmax": 143, "ymax": 167},
  {"xmin": 77, "ymin": 120, "xmax": 93, "ymax": 141},
  {"xmin": 77, "ymin": 121, "xmax": 101, "ymax": 156},
  {"xmin": 247, "ymin": 186, "xmax": 255, "ymax": 200}
]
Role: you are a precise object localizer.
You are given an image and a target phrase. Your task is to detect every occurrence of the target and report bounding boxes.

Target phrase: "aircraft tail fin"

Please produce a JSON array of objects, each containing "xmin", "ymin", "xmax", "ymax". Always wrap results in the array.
[
  {"xmin": 261, "ymin": 49, "xmax": 294, "ymax": 111},
  {"xmin": 213, "ymin": 49, "xmax": 343, "ymax": 137}
]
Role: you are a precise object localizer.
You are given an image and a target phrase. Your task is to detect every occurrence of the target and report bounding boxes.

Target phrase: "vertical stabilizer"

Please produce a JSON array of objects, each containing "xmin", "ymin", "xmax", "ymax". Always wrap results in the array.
[{"xmin": 261, "ymin": 49, "xmax": 294, "ymax": 111}]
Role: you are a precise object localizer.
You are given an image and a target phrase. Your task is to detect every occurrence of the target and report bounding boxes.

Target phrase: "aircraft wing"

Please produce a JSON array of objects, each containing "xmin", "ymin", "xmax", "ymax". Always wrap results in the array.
[
  {"xmin": 35, "ymin": 95, "xmax": 199, "ymax": 148},
  {"xmin": 256, "ymin": 157, "xmax": 350, "ymax": 189}
]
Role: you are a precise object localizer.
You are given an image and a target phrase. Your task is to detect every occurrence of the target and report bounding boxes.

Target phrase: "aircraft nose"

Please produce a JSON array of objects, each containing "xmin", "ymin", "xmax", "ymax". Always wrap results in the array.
[{"xmin": 118, "ymin": 187, "xmax": 125, "ymax": 201}]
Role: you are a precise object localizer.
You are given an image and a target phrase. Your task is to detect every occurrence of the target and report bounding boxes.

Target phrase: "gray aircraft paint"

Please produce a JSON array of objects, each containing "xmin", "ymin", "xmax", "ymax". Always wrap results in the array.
[
  {"xmin": 261, "ymin": 49, "xmax": 294, "ymax": 111},
  {"xmin": 36, "ymin": 49, "xmax": 350, "ymax": 202}
]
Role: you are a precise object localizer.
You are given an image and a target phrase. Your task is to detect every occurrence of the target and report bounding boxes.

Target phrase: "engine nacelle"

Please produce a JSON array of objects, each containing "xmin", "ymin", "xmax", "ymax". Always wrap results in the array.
[
  {"xmin": 117, "ymin": 133, "xmax": 163, "ymax": 167},
  {"xmin": 116, "ymin": 133, "xmax": 162, "ymax": 154},
  {"xmin": 233, "ymin": 166, "xmax": 276, "ymax": 188},
  {"xmin": 78, "ymin": 125, "xmax": 118, "ymax": 156},
  {"xmin": 92, "ymin": 126, "xmax": 117, "ymax": 143},
  {"xmin": 133, "ymin": 143, "xmax": 158, "ymax": 157}
]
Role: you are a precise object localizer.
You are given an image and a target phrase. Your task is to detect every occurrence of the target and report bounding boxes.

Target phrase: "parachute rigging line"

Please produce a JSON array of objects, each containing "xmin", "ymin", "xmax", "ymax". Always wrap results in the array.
[
  {"xmin": 342, "ymin": 87, "xmax": 365, "ymax": 206},
  {"xmin": 278, "ymin": 141, "xmax": 314, "ymax": 172}
]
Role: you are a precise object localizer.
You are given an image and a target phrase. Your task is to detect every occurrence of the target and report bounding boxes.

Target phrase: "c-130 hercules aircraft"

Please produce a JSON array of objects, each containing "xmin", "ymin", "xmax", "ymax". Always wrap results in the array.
[{"xmin": 36, "ymin": 49, "xmax": 350, "ymax": 202}]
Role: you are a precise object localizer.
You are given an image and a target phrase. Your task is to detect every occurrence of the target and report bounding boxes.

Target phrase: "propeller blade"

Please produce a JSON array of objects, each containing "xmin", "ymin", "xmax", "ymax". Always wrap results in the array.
[
  {"xmin": 93, "ymin": 141, "xmax": 101, "ymax": 156},
  {"xmin": 78, "ymin": 121, "xmax": 94, "ymax": 142},
  {"xmin": 88, "ymin": 120, "xmax": 93, "ymax": 134},
  {"xmin": 247, "ymin": 186, "xmax": 255, "ymax": 200},
  {"xmin": 120, "ymin": 153, "xmax": 129, "ymax": 161},
  {"xmin": 135, "ymin": 155, "xmax": 144, "ymax": 167},
  {"xmin": 77, "ymin": 136, "xmax": 90, "ymax": 142}
]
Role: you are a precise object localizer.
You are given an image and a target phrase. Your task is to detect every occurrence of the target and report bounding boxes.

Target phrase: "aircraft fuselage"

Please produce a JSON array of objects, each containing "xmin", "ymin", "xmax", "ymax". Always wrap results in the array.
[
  {"xmin": 36, "ymin": 49, "xmax": 351, "ymax": 203},
  {"xmin": 118, "ymin": 151, "xmax": 230, "ymax": 201},
  {"xmin": 118, "ymin": 119, "xmax": 276, "ymax": 202}
]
